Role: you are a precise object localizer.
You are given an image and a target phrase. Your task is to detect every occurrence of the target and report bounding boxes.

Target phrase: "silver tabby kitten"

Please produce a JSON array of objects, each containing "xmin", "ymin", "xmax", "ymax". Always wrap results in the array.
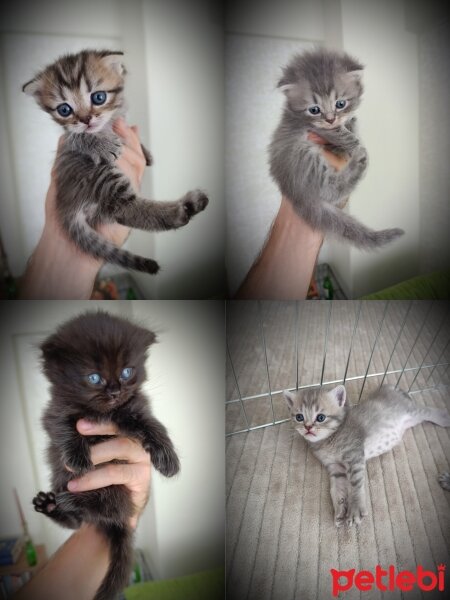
[
  {"xmin": 23, "ymin": 50, "xmax": 208, "ymax": 274},
  {"xmin": 270, "ymin": 48, "xmax": 404, "ymax": 250},
  {"xmin": 284, "ymin": 384, "xmax": 450, "ymax": 526}
]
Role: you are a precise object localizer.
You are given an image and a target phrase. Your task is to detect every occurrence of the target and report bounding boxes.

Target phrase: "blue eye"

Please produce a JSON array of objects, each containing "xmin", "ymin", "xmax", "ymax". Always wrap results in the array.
[
  {"xmin": 316, "ymin": 414, "xmax": 326, "ymax": 423},
  {"xmin": 308, "ymin": 106, "xmax": 321, "ymax": 115},
  {"xmin": 121, "ymin": 367, "xmax": 133, "ymax": 380},
  {"xmin": 56, "ymin": 103, "xmax": 72, "ymax": 117},
  {"xmin": 335, "ymin": 100, "xmax": 346, "ymax": 109},
  {"xmin": 91, "ymin": 91, "xmax": 107, "ymax": 106},
  {"xmin": 88, "ymin": 373, "xmax": 101, "ymax": 385},
  {"xmin": 295, "ymin": 413, "xmax": 304, "ymax": 422}
]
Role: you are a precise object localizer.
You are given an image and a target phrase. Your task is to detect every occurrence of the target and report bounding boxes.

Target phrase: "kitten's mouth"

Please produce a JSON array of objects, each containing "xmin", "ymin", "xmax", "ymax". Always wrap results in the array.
[{"xmin": 305, "ymin": 430, "xmax": 316, "ymax": 436}]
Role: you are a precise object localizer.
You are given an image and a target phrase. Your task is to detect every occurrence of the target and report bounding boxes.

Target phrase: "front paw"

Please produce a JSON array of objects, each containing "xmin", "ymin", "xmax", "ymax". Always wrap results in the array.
[
  {"xmin": 345, "ymin": 501, "xmax": 368, "ymax": 526},
  {"xmin": 33, "ymin": 491, "xmax": 56, "ymax": 515},
  {"xmin": 351, "ymin": 146, "xmax": 368, "ymax": 171},
  {"xmin": 144, "ymin": 442, "xmax": 180, "ymax": 477},
  {"xmin": 334, "ymin": 498, "xmax": 347, "ymax": 527},
  {"xmin": 175, "ymin": 190, "xmax": 209, "ymax": 227},
  {"xmin": 64, "ymin": 453, "xmax": 93, "ymax": 476}
]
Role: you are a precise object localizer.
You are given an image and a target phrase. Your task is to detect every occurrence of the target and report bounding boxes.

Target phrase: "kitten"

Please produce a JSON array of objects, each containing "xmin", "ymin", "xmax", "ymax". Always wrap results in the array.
[
  {"xmin": 33, "ymin": 311, "xmax": 180, "ymax": 600},
  {"xmin": 269, "ymin": 48, "xmax": 404, "ymax": 249},
  {"xmin": 23, "ymin": 49, "xmax": 208, "ymax": 274},
  {"xmin": 284, "ymin": 384, "xmax": 450, "ymax": 527}
]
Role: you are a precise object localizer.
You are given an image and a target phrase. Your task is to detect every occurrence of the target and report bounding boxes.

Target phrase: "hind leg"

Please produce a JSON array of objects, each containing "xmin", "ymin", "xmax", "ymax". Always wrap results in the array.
[{"xmin": 33, "ymin": 491, "xmax": 82, "ymax": 529}]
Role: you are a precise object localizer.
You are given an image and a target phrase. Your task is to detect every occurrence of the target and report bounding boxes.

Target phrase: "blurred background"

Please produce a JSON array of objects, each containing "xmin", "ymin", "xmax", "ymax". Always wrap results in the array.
[
  {"xmin": 225, "ymin": 0, "xmax": 449, "ymax": 298},
  {"xmin": 0, "ymin": 0, "xmax": 225, "ymax": 299},
  {"xmin": 0, "ymin": 301, "xmax": 225, "ymax": 585}
]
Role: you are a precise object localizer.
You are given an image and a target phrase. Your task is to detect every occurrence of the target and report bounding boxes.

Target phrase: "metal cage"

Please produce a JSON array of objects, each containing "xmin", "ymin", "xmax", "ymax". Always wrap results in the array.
[{"xmin": 226, "ymin": 300, "xmax": 450, "ymax": 436}]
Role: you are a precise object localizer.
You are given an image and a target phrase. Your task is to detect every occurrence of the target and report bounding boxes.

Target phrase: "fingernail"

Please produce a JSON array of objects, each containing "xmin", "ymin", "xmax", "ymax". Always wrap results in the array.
[
  {"xmin": 78, "ymin": 419, "xmax": 94, "ymax": 431},
  {"xmin": 68, "ymin": 480, "xmax": 78, "ymax": 491}
]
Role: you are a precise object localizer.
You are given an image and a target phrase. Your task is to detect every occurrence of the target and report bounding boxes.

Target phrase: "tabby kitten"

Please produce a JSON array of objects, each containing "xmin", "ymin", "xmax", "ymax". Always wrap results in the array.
[
  {"xmin": 23, "ymin": 49, "xmax": 208, "ymax": 274},
  {"xmin": 33, "ymin": 311, "xmax": 180, "ymax": 600},
  {"xmin": 284, "ymin": 385, "xmax": 450, "ymax": 526},
  {"xmin": 270, "ymin": 48, "xmax": 403, "ymax": 249}
]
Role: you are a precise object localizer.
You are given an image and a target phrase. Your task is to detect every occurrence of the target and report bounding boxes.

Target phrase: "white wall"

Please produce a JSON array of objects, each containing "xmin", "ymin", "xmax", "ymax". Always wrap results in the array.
[
  {"xmin": 339, "ymin": 0, "xmax": 420, "ymax": 297},
  {"xmin": 0, "ymin": 0, "xmax": 224, "ymax": 299},
  {"xmin": 225, "ymin": 0, "xmax": 422, "ymax": 298},
  {"xmin": 0, "ymin": 301, "xmax": 225, "ymax": 580}
]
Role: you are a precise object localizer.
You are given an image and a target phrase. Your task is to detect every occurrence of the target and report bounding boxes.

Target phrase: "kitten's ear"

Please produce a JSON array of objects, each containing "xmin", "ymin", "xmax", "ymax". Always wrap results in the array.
[
  {"xmin": 100, "ymin": 51, "xmax": 125, "ymax": 76},
  {"xmin": 22, "ymin": 77, "xmax": 41, "ymax": 97},
  {"xmin": 346, "ymin": 70, "xmax": 364, "ymax": 82},
  {"xmin": 329, "ymin": 385, "xmax": 346, "ymax": 407},
  {"xmin": 283, "ymin": 390, "xmax": 296, "ymax": 408},
  {"xmin": 139, "ymin": 328, "xmax": 157, "ymax": 349}
]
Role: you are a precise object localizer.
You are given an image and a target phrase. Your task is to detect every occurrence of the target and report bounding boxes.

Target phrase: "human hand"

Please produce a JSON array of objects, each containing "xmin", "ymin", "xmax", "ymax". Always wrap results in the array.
[
  {"xmin": 307, "ymin": 131, "xmax": 348, "ymax": 172},
  {"xmin": 67, "ymin": 419, "xmax": 152, "ymax": 529}
]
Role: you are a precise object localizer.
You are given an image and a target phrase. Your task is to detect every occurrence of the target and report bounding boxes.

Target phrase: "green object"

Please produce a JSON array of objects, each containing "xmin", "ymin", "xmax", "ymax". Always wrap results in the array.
[
  {"xmin": 126, "ymin": 287, "xmax": 138, "ymax": 300},
  {"xmin": 323, "ymin": 275, "xmax": 334, "ymax": 300},
  {"xmin": 124, "ymin": 567, "xmax": 224, "ymax": 600},
  {"xmin": 132, "ymin": 562, "xmax": 142, "ymax": 584},
  {"xmin": 25, "ymin": 539, "xmax": 37, "ymax": 567},
  {"xmin": 361, "ymin": 270, "xmax": 450, "ymax": 300}
]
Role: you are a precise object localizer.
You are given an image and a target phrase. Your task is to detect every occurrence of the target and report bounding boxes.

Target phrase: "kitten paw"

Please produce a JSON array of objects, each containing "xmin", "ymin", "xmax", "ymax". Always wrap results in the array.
[
  {"xmin": 33, "ymin": 491, "xmax": 56, "ymax": 514},
  {"xmin": 334, "ymin": 499, "xmax": 347, "ymax": 527},
  {"xmin": 345, "ymin": 503, "xmax": 368, "ymax": 526},
  {"xmin": 141, "ymin": 144, "xmax": 153, "ymax": 166},
  {"xmin": 175, "ymin": 190, "xmax": 209, "ymax": 227},
  {"xmin": 64, "ymin": 453, "xmax": 93, "ymax": 476},
  {"xmin": 438, "ymin": 472, "xmax": 450, "ymax": 491},
  {"xmin": 352, "ymin": 146, "xmax": 368, "ymax": 169},
  {"xmin": 145, "ymin": 443, "xmax": 180, "ymax": 477}
]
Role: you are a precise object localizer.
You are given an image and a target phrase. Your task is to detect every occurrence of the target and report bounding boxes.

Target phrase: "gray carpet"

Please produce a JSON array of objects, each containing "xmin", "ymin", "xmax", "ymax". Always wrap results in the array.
[{"xmin": 226, "ymin": 301, "xmax": 450, "ymax": 600}]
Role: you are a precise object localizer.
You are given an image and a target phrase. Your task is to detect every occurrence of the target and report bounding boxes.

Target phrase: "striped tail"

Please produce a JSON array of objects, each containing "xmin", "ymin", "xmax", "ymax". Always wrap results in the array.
[{"xmin": 68, "ymin": 219, "xmax": 159, "ymax": 274}]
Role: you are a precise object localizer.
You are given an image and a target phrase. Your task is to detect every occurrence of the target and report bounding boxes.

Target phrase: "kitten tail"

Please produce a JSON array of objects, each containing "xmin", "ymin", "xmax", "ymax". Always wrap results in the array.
[
  {"xmin": 69, "ymin": 219, "xmax": 160, "ymax": 274},
  {"xmin": 319, "ymin": 204, "xmax": 404, "ymax": 250},
  {"xmin": 94, "ymin": 523, "xmax": 134, "ymax": 600}
]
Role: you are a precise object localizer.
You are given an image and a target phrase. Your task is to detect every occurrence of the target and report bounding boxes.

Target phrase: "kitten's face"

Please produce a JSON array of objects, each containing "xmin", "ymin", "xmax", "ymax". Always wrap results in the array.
[
  {"xmin": 23, "ymin": 50, "xmax": 125, "ymax": 134},
  {"xmin": 284, "ymin": 385, "xmax": 347, "ymax": 443},
  {"xmin": 278, "ymin": 50, "xmax": 363, "ymax": 130},
  {"xmin": 41, "ymin": 311, "xmax": 156, "ymax": 414}
]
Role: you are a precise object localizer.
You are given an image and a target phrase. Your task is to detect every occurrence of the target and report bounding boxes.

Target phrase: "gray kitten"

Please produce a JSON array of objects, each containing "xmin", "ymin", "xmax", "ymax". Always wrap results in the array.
[
  {"xmin": 23, "ymin": 49, "xmax": 208, "ymax": 274},
  {"xmin": 270, "ymin": 48, "xmax": 404, "ymax": 249},
  {"xmin": 284, "ymin": 384, "xmax": 450, "ymax": 527}
]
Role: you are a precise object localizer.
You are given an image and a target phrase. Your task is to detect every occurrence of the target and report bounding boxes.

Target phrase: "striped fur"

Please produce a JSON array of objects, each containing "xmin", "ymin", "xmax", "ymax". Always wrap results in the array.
[
  {"xmin": 23, "ymin": 50, "xmax": 208, "ymax": 274},
  {"xmin": 284, "ymin": 384, "xmax": 450, "ymax": 527},
  {"xmin": 269, "ymin": 48, "xmax": 404, "ymax": 250}
]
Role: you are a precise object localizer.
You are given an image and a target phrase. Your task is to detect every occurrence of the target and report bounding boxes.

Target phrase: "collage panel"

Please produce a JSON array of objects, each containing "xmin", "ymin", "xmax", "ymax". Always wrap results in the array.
[{"xmin": 0, "ymin": 300, "xmax": 225, "ymax": 599}]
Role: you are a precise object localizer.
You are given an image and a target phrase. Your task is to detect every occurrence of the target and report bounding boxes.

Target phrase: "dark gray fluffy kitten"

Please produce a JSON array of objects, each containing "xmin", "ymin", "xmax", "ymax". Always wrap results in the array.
[
  {"xmin": 23, "ymin": 49, "xmax": 208, "ymax": 274},
  {"xmin": 33, "ymin": 311, "xmax": 180, "ymax": 600},
  {"xmin": 269, "ymin": 48, "xmax": 404, "ymax": 250}
]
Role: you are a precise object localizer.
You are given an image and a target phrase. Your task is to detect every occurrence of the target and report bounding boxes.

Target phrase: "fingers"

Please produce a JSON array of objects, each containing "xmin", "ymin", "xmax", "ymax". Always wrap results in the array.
[
  {"xmin": 76, "ymin": 419, "xmax": 119, "ymax": 436},
  {"xmin": 113, "ymin": 118, "xmax": 142, "ymax": 154},
  {"xmin": 67, "ymin": 460, "xmax": 151, "ymax": 492},
  {"xmin": 307, "ymin": 131, "xmax": 327, "ymax": 145},
  {"xmin": 89, "ymin": 436, "xmax": 147, "ymax": 466}
]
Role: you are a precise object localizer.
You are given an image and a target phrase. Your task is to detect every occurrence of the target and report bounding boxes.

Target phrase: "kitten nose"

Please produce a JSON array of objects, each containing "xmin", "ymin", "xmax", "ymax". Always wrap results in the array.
[
  {"xmin": 106, "ymin": 385, "xmax": 120, "ymax": 398},
  {"xmin": 325, "ymin": 115, "xmax": 336, "ymax": 124},
  {"xmin": 304, "ymin": 424, "xmax": 313, "ymax": 431},
  {"xmin": 80, "ymin": 115, "xmax": 92, "ymax": 125}
]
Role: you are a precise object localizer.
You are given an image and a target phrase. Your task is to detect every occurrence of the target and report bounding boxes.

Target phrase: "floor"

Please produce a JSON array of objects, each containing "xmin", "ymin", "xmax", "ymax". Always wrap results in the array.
[{"xmin": 226, "ymin": 301, "xmax": 450, "ymax": 600}]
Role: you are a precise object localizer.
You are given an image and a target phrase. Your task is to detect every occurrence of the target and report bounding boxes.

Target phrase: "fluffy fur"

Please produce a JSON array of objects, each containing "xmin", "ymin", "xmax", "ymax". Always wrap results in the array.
[
  {"xmin": 269, "ymin": 48, "xmax": 404, "ymax": 249},
  {"xmin": 23, "ymin": 50, "xmax": 208, "ymax": 274},
  {"xmin": 33, "ymin": 311, "xmax": 180, "ymax": 600},
  {"xmin": 284, "ymin": 384, "xmax": 450, "ymax": 527}
]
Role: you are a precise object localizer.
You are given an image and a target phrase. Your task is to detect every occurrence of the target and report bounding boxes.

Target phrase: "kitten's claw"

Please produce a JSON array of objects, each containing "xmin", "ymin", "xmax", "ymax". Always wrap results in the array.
[
  {"xmin": 345, "ymin": 503, "xmax": 367, "ymax": 526},
  {"xmin": 33, "ymin": 491, "xmax": 56, "ymax": 514},
  {"xmin": 144, "ymin": 443, "xmax": 180, "ymax": 477}
]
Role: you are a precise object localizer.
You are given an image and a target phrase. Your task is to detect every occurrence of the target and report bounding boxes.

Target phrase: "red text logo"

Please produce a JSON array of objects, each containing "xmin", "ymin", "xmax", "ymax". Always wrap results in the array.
[{"xmin": 331, "ymin": 564, "xmax": 445, "ymax": 596}]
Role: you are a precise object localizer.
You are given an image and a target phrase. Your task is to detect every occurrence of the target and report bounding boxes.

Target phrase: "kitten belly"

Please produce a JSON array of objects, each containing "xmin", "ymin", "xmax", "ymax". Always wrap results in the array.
[{"xmin": 364, "ymin": 416, "xmax": 415, "ymax": 460}]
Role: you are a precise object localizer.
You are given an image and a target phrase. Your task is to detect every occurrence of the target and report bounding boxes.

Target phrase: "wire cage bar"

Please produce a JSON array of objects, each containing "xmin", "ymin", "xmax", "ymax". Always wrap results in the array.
[{"xmin": 226, "ymin": 300, "xmax": 450, "ymax": 437}]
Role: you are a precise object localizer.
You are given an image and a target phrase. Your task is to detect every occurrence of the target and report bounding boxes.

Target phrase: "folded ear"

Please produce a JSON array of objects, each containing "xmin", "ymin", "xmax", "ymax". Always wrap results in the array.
[
  {"xmin": 329, "ymin": 385, "xmax": 346, "ymax": 407},
  {"xmin": 283, "ymin": 390, "xmax": 296, "ymax": 409},
  {"xmin": 346, "ymin": 69, "xmax": 364, "ymax": 82},
  {"xmin": 100, "ymin": 51, "xmax": 125, "ymax": 75},
  {"xmin": 22, "ymin": 77, "xmax": 42, "ymax": 96}
]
